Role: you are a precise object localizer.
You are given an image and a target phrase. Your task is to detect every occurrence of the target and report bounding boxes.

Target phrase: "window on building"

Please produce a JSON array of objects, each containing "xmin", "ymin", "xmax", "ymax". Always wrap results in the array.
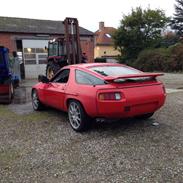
[
  {"xmin": 36, "ymin": 48, "xmax": 47, "ymax": 53},
  {"xmin": 24, "ymin": 47, "xmax": 48, "ymax": 65},
  {"xmin": 38, "ymin": 54, "xmax": 47, "ymax": 64},
  {"xmin": 24, "ymin": 48, "xmax": 36, "ymax": 53},
  {"xmin": 105, "ymin": 34, "xmax": 111, "ymax": 38}
]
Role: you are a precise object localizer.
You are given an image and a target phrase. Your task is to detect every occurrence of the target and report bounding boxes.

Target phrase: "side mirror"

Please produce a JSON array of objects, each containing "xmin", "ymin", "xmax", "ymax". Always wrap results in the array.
[{"xmin": 38, "ymin": 75, "xmax": 49, "ymax": 83}]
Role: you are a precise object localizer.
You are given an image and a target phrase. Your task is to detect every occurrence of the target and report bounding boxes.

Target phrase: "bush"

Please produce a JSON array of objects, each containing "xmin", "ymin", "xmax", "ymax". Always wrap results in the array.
[
  {"xmin": 133, "ymin": 48, "xmax": 169, "ymax": 72},
  {"xmin": 167, "ymin": 43, "xmax": 183, "ymax": 71},
  {"xmin": 133, "ymin": 43, "xmax": 183, "ymax": 72}
]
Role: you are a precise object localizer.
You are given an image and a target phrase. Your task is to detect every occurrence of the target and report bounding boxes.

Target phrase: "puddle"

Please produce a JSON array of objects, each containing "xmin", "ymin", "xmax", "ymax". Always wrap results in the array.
[
  {"xmin": 12, "ymin": 86, "xmax": 32, "ymax": 104},
  {"xmin": 9, "ymin": 84, "xmax": 34, "ymax": 114},
  {"xmin": 6, "ymin": 80, "xmax": 36, "ymax": 114}
]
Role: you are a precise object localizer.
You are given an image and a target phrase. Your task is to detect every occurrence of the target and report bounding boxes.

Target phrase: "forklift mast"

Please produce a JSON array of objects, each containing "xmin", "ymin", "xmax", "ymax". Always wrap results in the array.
[
  {"xmin": 64, "ymin": 17, "xmax": 82, "ymax": 65},
  {"xmin": 46, "ymin": 17, "xmax": 84, "ymax": 79}
]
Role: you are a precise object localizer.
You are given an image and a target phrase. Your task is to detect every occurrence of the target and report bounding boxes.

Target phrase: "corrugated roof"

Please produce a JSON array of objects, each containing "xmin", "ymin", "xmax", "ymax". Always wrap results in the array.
[
  {"xmin": 0, "ymin": 16, "xmax": 93, "ymax": 36},
  {"xmin": 95, "ymin": 27, "xmax": 116, "ymax": 45}
]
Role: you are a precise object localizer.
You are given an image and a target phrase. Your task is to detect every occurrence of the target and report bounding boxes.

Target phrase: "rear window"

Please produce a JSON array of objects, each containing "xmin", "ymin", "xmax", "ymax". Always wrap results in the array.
[
  {"xmin": 90, "ymin": 66, "xmax": 141, "ymax": 76},
  {"xmin": 76, "ymin": 70, "xmax": 105, "ymax": 85}
]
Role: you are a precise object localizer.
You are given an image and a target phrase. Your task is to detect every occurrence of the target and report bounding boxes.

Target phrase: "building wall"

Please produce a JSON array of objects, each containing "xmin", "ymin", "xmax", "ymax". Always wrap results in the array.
[
  {"xmin": 0, "ymin": 32, "xmax": 94, "ymax": 78},
  {"xmin": 80, "ymin": 37, "xmax": 94, "ymax": 63},
  {"xmin": 94, "ymin": 45, "xmax": 120, "ymax": 58},
  {"xmin": 0, "ymin": 32, "xmax": 94, "ymax": 61},
  {"xmin": 0, "ymin": 33, "xmax": 16, "ymax": 53}
]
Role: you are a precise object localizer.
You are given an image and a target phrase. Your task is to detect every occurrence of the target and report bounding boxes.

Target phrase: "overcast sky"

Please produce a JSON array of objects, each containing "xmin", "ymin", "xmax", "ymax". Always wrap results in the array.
[{"xmin": 0, "ymin": 0, "xmax": 176, "ymax": 32}]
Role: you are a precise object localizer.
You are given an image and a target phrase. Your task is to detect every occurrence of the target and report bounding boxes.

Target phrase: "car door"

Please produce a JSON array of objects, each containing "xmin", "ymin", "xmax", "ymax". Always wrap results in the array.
[{"xmin": 44, "ymin": 69, "xmax": 70, "ymax": 109}]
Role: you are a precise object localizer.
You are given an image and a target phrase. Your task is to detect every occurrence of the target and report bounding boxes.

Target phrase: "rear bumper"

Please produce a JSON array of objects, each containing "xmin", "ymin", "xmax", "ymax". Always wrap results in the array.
[
  {"xmin": 96, "ymin": 99, "xmax": 165, "ymax": 118},
  {"xmin": 96, "ymin": 84, "xmax": 166, "ymax": 118}
]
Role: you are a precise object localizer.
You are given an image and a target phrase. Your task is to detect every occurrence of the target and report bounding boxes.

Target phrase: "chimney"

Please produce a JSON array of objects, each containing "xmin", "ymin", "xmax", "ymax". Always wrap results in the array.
[{"xmin": 99, "ymin": 22, "xmax": 104, "ymax": 31}]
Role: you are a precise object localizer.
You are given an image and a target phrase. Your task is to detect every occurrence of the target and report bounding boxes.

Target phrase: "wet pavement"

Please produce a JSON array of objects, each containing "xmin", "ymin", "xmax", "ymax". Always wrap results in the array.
[
  {"xmin": 8, "ymin": 79, "xmax": 37, "ymax": 115},
  {"xmin": 12, "ymin": 79, "xmax": 37, "ymax": 104}
]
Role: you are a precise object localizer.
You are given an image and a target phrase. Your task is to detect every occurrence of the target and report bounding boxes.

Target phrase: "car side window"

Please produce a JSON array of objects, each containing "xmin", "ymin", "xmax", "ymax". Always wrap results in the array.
[
  {"xmin": 53, "ymin": 69, "xmax": 70, "ymax": 83},
  {"xmin": 75, "ymin": 69, "xmax": 105, "ymax": 85}
]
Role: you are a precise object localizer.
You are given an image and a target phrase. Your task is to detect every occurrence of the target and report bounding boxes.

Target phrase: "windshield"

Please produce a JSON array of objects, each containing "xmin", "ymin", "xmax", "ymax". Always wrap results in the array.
[{"xmin": 90, "ymin": 66, "xmax": 141, "ymax": 77}]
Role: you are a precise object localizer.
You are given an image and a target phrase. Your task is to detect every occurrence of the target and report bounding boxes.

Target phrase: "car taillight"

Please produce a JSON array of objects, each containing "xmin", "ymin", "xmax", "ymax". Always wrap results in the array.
[{"xmin": 99, "ymin": 92, "xmax": 121, "ymax": 100}]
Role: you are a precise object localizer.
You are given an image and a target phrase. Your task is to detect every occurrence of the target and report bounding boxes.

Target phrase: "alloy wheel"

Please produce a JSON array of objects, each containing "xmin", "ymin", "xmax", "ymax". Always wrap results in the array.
[
  {"xmin": 32, "ymin": 91, "xmax": 39, "ymax": 110},
  {"xmin": 68, "ymin": 102, "xmax": 82, "ymax": 130}
]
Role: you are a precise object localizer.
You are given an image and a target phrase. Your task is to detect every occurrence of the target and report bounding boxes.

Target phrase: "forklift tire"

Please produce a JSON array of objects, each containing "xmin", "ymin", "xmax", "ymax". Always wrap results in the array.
[{"xmin": 46, "ymin": 62, "xmax": 60, "ymax": 80}]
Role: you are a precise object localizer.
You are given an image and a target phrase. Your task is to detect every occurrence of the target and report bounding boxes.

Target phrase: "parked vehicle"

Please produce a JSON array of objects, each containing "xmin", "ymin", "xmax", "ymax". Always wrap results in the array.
[
  {"xmin": 46, "ymin": 18, "xmax": 86, "ymax": 80},
  {"xmin": 32, "ymin": 63, "xmax": 166, "ymax": 132},
  {"xmin": 0, "ymin": 46, "xmax": 20, "ymax": 103}
]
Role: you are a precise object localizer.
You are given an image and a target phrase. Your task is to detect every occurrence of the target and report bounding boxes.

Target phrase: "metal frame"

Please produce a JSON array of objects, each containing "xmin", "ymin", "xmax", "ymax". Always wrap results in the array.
[{"xmin": 64, "ymin": 18, "xmax": 82, "ymax": 65}]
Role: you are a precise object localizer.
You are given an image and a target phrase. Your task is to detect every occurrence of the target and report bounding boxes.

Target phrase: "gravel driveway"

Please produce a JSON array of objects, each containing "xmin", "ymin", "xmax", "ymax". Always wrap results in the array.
[{"xmin": 0, "ymin": 75, "xmax": 183, "ymax": 183}]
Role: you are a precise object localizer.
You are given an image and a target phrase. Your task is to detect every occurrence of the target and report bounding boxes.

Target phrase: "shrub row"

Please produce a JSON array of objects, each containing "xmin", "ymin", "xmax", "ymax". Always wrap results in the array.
[{"xmin": 133, "ymin": 43, "xmax": 183, "ymax": 72}]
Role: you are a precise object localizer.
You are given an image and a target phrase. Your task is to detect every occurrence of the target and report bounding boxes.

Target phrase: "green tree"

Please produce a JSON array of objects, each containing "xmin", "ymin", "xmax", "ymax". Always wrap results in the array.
[
  {"xmin": 171, "ymin": 0, "xmax": 183, "ymax": 36},
  {"xmin": 113, "ymin": 7, "xmax": 168, "ymax": 63}
]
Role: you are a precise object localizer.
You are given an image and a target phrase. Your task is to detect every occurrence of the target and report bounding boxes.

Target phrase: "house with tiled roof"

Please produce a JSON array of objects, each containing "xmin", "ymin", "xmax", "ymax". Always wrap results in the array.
[{"xmin": 94, "ymin": 22, "xmax": 120, "ymax": 59}]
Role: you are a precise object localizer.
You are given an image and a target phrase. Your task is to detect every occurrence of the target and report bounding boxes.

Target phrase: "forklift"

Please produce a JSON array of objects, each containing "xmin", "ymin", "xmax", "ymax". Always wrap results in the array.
[
  {"xmin": 0, "ymin": 46, "xmax": 20, "ymax": 103},
  {"xmin": 46, "ymin": 17, "xmax": 87, "ymax": 79}
]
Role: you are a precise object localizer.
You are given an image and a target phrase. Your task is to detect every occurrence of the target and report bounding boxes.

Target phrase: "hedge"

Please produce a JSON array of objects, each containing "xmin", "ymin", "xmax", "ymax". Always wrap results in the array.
[{"xmin": 133, "ymin": 43, "xmax": 183, "ymax": 72}]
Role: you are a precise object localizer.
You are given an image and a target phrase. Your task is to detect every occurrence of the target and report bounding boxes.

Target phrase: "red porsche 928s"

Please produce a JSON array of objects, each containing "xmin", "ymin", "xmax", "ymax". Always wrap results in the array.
[{"xmin": 32, "ymin": 63, "xmax": 166, "ymax": 132}]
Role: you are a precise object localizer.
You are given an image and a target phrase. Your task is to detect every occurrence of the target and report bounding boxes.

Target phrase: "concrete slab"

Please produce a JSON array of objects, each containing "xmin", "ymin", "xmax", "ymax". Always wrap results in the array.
[{"xmin": 166, "ymin": 88, "xmax": 183, "ymax": 94}]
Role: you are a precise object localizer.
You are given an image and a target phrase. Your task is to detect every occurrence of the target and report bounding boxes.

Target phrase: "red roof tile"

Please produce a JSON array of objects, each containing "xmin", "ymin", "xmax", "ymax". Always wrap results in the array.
[{"xmin": 95, "ymin": 27, "xmax": 116, "ymax": 46}]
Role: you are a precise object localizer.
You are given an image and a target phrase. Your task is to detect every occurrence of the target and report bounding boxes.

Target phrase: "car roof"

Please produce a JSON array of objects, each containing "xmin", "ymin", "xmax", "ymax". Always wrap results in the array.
[
  {"xmin": 52, "ymin": 62, "xmax": 141, "ymax": 82},
  {"xmin": 60, "ymin": 63, "xmax": 129, "ymax": 80},
  {"xmin": 66, "ymin": 63, "xmax": 125, "ymax": 69}
]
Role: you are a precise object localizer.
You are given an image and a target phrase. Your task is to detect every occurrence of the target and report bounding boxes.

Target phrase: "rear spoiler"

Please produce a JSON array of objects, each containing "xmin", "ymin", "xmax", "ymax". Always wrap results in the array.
[{"xmin": 104, "ymin": 73, "xmax": 164, "ymax": 82}]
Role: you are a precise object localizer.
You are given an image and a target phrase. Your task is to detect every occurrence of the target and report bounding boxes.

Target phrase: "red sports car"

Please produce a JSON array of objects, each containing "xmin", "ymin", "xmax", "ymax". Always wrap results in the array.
[{"xmin": 32, "ymin": 63, "xmax": 166, "ymax": 132}]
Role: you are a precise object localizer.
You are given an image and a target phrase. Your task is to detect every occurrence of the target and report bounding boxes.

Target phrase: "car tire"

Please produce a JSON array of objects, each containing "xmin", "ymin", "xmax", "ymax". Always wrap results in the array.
[
  {"xmin": 136, "ymin": 112, "xmax": 154, "ymax": 120},
  {"xmin": 68, "ymin": 100, "xmax": 91, "ymax": 132},
  {"xmin": 32, "ymin": 89, "xmax": 44, "ymax": 111}
]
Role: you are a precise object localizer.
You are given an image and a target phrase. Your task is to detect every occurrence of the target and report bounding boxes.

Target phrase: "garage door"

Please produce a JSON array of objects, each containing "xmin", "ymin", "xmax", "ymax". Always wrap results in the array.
[{"xmin": 22, "ymin": 39, "xmax": 49, "ymax": 79}]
